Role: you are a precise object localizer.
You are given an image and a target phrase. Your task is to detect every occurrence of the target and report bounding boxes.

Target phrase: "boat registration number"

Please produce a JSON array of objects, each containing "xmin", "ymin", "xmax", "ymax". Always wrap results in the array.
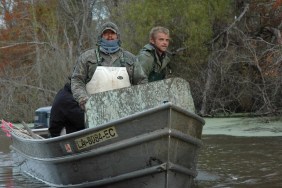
[{"xmin": 75, "ymin": 126, "xmax": 118, "ymax": 150}]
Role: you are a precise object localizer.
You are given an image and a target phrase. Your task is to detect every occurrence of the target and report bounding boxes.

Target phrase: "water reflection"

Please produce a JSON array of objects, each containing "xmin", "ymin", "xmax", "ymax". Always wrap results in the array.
[
  {"xmin": 0, "ymin": 152, "xmax": 13, "ymax": 188},
  {"xmin": 196, "ymin": 135, "xmax": 282, "ymax": 188}
]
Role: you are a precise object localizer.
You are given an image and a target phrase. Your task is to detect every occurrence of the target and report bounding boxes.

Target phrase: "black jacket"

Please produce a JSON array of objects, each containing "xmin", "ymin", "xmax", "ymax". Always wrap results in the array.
[{"xmin": 49, "ymin": 82, "xmax": 85, "ymax": 137}]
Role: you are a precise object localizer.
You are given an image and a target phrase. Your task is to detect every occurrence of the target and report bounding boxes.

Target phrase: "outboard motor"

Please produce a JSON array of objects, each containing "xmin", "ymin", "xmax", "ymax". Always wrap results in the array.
[{"xmin": 34, "ymin": 106, "xmax": 52, "ymax": 129}]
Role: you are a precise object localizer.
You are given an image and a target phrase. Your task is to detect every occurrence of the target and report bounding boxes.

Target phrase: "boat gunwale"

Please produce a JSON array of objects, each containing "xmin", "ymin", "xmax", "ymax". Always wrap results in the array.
[{"xmin": 12, "ymin": 102, "xmax": 205, "ymax": 144}]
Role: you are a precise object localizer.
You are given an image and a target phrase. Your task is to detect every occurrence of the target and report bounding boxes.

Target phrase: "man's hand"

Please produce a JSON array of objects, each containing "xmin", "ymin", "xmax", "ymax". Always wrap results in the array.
[{"xmin": 79, "ymin": 97, "xmax": 89, "ymax": 111}]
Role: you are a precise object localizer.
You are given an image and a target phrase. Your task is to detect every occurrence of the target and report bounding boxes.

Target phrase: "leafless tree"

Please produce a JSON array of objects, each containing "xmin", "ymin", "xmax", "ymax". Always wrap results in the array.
[
  {"xmin": 199, "ymin": 2, "xmax": 282, "ymax": 116},
  {"xmin": 0, "ymin": 0, "xmax": 106, "ymax": 122}
]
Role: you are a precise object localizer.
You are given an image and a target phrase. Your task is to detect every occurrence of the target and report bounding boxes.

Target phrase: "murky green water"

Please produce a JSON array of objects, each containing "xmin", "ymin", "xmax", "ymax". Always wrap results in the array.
[
  {"xmin": 195, "ymin": 135, "xmax": 282, "ymax": 188},
  {"xmin": 1, "ymin": 117, "xmax": 282, "ymax": 187}
]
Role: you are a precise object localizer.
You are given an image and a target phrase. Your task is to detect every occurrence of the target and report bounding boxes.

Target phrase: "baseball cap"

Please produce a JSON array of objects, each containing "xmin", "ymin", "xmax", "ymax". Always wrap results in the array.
[{"xmin": 102, "ymin": 27, "xmax": 117, "ymax": 34}]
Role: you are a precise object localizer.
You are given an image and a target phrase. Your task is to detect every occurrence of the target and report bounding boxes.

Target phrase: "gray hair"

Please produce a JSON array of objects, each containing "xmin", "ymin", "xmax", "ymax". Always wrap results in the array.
[{"xmin": 149, "ymin": 26, "xmax": 170, "ymax": 40}]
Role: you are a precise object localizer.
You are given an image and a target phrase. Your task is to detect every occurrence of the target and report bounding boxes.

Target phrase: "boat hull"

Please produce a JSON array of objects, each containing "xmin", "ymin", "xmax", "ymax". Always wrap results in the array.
[{"xmin": 12, "ymin": 104, "xmax": 203, "ymax": 187}]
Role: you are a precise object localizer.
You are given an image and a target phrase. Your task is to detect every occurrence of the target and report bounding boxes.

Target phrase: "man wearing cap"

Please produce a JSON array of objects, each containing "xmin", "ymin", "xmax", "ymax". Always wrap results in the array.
[{"xmin": 71, "ymin": 21, "xmax": 147, "ymax": 111}]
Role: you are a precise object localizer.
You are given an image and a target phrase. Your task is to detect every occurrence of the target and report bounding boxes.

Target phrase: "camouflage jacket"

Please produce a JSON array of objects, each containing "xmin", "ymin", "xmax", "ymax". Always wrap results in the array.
[
  {"xmin": 71, "ymin": 48, "xmax": 147, "ymax": 103},
  {"xmin": 137, "ymin": 43, "xmax": 171, "ymax": 82}
]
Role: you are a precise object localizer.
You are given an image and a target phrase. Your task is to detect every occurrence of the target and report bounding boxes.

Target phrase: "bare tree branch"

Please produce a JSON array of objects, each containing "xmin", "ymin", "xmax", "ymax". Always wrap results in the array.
[
  {"xmin": 209, "ymin": 3, "xmax": 249, "ymax": 44},
  {"xmin": 0, "ymin": 42, "xmax": 49, "ymax": 49},
  {"xmin": 0, "ymin": 79, "xmax": 56, "ymax": 94}
]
